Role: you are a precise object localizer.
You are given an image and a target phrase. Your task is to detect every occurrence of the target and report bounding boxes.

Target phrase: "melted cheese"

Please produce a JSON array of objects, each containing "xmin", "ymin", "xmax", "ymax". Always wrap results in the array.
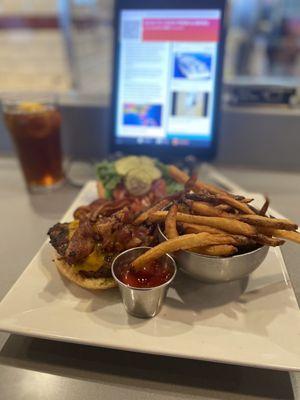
[
  {"xmin": 68, "ymin": 220, "xmax": 105, "ymax": 272},
  {"xmin": 68, "ymin": 220, "xmax": 80, "ymax": 240},
  {"xmin": 73, "ymin": 250, "xmax": 105, "ymax": 272}
]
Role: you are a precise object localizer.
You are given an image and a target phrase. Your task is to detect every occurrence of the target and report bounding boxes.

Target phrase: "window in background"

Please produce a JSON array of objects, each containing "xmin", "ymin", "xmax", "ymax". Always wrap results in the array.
[
  {"xmin": 225, "ymin": 0, "xmax": 300, "ymax": 81},
  {"xmin": 0, "ymin": 0, "xmax": 71, "ymax": 93},
  {"xmin": 0, "ymin": 0, "xmax": 300, "ymax": 98},
  {"xmin": 0, "ymin": 0, "xmax": 113, "ymax": 98},
  {"xmin": 63, "ymin": 0, "xmax": 113, "ymax": 97}
]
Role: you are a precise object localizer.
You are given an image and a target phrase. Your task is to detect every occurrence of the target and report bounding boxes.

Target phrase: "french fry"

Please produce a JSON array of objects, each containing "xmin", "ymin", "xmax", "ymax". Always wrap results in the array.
[
  {"xmin": 168, "ymin": 165, "xmax": 255, "ymax": 215},
  {"xmin": 215, "ymin": 204, "xmax": 234, "ymax": 212},
  {"xmin": 259, "ymin": 196, "xmax": 270, "ymax": 215},
  {"xmin": 185, "ymin": 192, "xmax": 222, "ymax": 205},
  {"xmin": 189, "ymin": 200, "xmax": 229, "ymax": 217},
  {"xmin": 131, "ymin": 233, "xmax": 240, "ymax": 270},
  {"xmin": 215, "ymin": 194, "xmax": 256, "ymax": 215},
  {"xmin": 183, "ymin": 229, "xmax": 282, "ymax": 247},
  {"xmin": 234, "ymin": 195, "xmax": 247, "ymax": 201},
  {"xmin": 253, "ymin": 234, "xmax": 284, "ymax": 247},
  {"xmin": 190, "ymin": 245, "xmax": 238, "ymax": 257},
  {"xmin": 259, "ymin": 228, "xmax": 300, "ymax": 245},
  {"xmin": 150, "ymin": 211, "xmax": 257, "ymax": 237},
  {"xmin": 233, "ymin": 195, "xmax": 253, "ymax": 203},
  {"xmin": 168, "ymin": 164, "xmax": 225, "ymax": 196},
  {"xmin": 183, "ymin": 226, "xmax": 254, "ymax": 247},
  {"xmin": 230, "ymin": 235, "xmax": 257, "ymax": 247},
  {"xmin": 240, "ymin": 198, "xmax": 254, "ymax": 204},
  {"xmin": 182, "ymin": 222, "xmax": 227, "ymax": 235},
  {"xmin": 131, "ymin": 165, "xmax": 300, "ymax": 256},
  {"xmin": 190, "ymin": 201, "xmax": 297, "ymax": 231},
  {"xmin": 178, "ymin": 203, "xmax": 190, "ymax": 213},
  {"xmin": 165, "ymin": 204, "xmax": 179, "ymax": 239},
  {"xmin": 134, "ymin": 199, "xmax": 169, "ymax": 225},
  {"xmin": 232, "ymin": 214, "xmax": 297, "ymax": 231}
]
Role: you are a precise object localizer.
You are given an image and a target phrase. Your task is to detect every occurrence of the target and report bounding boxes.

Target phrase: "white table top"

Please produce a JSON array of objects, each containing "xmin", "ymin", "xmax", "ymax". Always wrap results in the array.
[{"xmin": 0, "ymin": 156, "xmax": 299, "ymax": 400}]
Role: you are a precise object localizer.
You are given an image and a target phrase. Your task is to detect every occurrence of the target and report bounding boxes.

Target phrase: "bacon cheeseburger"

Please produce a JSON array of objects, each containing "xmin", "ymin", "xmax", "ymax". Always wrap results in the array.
[{"xmin": 47, "ymin": 156, "xmax": 183, "ymax": 290}]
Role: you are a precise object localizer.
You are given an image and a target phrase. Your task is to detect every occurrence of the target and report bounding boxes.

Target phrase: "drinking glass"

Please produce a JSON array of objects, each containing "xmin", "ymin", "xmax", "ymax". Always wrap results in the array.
[{"xmin": 2, "ymin": 94, "xmax": 65, "ymax": 192}]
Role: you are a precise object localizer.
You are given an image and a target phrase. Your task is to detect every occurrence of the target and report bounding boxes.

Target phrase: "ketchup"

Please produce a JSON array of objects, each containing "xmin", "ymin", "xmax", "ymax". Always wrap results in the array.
[{"xmin": 116, "ymin": 259, "xmax": 173, "ymax": 288}]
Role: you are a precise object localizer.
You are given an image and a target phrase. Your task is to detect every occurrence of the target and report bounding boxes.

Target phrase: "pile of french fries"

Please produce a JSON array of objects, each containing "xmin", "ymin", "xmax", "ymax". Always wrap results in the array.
[{"xmin": 132, "ymin": 165, "xmax": 300, "ymax": 270}]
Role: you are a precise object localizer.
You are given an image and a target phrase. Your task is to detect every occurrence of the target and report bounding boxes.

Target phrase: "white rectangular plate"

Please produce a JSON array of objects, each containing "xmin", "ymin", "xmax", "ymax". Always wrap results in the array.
[{"xmin": 1, "ymin": 181, "xmax": 300, "ymax": 371}]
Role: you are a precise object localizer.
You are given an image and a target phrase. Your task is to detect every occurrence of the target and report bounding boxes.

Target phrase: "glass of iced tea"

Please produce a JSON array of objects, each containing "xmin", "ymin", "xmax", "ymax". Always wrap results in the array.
[{"xmin": 2, "ymin": 94, "xmax": 65, "ymax": 192}]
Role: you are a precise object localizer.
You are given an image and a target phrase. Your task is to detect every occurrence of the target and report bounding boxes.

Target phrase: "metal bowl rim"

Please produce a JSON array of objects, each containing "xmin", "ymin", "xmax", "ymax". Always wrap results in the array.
[
  {"xmin": 111, "ymin": 246, "xmax": 177, "ymax": 291},
  {"xmin": 157, "ymin": 223, "xmax": 268, "ymax": 260}
]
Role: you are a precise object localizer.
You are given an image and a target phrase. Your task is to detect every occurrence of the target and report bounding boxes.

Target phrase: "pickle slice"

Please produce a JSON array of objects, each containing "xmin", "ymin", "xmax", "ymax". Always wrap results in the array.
[
  {"xmin": 116, "ymin": 156, "xmax": 162, "ymax": 182},
  {"xmin": 144, "ymin": 165, "xmax": 162, "ymax": 181},
  {"xmin": 140, "ymin": 156, "xmax": 155, "ymax": 166},
  {"xmin": 125, "ymin": 168, "xmax": 152, "ymax": 196},
  {"xmin": 115, "ymin": 156, "xmax": 140, "ymax": 176},
  {"xmin": 139, "ymin": 156, "xmax": 161, "ymax": 180}
]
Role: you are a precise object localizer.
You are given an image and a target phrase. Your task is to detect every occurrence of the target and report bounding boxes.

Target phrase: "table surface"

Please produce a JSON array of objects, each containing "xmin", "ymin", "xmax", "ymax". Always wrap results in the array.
[{"xmin": 1, "ymin": 156, "xmax": 300, "ymax": 400}]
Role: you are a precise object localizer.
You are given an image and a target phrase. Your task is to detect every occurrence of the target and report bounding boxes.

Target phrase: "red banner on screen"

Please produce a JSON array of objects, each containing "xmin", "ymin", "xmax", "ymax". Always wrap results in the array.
[{"xmin": 142, "ymin": 18, "xmax": 220, "ymax": 42}]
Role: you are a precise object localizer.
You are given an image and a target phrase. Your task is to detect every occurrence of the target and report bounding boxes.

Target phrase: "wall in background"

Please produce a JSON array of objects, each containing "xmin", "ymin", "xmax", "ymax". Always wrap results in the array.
[{"xmin": 217, "ymin": 107, "xmax": 300, "ymax": 170}]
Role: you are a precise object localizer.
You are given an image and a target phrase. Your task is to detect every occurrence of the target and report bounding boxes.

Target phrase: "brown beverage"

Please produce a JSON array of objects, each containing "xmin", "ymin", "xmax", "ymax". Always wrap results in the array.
[{"xmin": 4, "ymin": 102, "xmax": 64, "ymax": 190}]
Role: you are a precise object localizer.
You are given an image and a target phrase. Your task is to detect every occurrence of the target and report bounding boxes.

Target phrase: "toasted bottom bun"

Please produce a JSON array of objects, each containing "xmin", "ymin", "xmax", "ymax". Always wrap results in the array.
[{"xmin": 54, "ymin": 254, "xmax": 117, "ymax": 290}]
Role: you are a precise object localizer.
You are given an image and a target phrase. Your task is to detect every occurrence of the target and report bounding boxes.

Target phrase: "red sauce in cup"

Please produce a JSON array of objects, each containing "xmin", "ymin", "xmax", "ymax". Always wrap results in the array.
[{"xmin": 116, "ymin": 259, "xmax": 173, "ymax": 288}]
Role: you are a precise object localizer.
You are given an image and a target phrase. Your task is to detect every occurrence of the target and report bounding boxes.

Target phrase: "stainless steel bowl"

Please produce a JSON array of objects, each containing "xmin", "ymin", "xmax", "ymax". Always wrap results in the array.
[
  {"xmin": 112, "ymin": 247, "xmax": 177, "ymax": 318},
  {"xmin": 157, "ymin": 225, "xmax": 269, "ymax": 283}
]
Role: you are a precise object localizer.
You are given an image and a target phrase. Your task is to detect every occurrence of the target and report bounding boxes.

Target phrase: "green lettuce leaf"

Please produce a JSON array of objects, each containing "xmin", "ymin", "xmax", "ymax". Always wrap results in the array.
[{"xmin": 95, "ymin": 160, "xmax": 121, "ymax": 198}]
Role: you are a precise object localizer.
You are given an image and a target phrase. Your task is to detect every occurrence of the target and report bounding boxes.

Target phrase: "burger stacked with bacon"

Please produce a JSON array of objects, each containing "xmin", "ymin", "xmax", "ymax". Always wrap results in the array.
[{"xmin": 47, "ymin": 156, "xmax": 183, "ymax": 289}]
